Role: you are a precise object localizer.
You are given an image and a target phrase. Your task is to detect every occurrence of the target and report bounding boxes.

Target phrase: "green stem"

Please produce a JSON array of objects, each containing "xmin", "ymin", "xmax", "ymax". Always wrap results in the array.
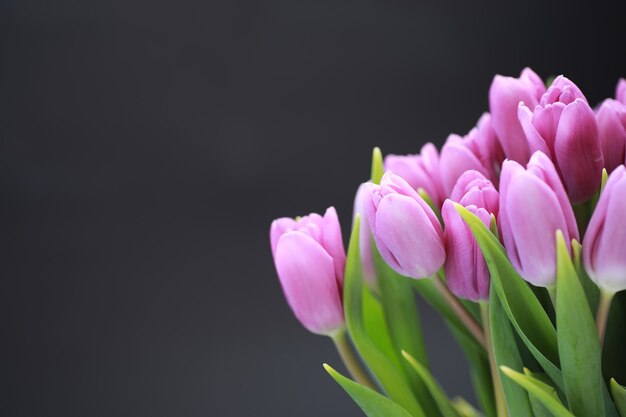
[
  {"xmin": 433, "ymin": 276, "xmax": 486, "ymax": 350},
  {"xmin": 596, "ymin": 291, "xmax": 615, "ymax": 348},
  {"xmin": 331, "ymin": 330, "xmax": 377, "ymax": 390},
  {"xmin": 481, "ymin": 303, "xmax": 508, "ymax": 417}
]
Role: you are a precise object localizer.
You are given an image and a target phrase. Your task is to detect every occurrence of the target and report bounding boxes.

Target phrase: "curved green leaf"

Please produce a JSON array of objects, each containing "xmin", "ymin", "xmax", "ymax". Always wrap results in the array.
[
  {"xmin": 500, "ymin": 367, "xmax": 573, "ymax": 417},
  {"xmin": 611, "ymin": 379, "xmax": 626, "ymax": 417},
  {"xmin": 371, "ymin": 147, "xmax": 384, "ymax": 184},
  {"xmin": 344, "ymin": 217, "xmax": 425, "ymax": 417},
  {"xmin": 324, "ymin": 364, "xmax": 414, "ymax": 417},
  {"xmin": 402, "ymin": 351, "xmax": 461, "ymax": 417},
  {"xmin": 488, "ymin": 286, "xmax": 533, "ymax": 417},
  {"xmin": 555, "ymin": 231, "xmax": 604, "ymax": 417},
  {"xmin": 455, "ymin": 205, "xmax": 561, "ymax": 388}
]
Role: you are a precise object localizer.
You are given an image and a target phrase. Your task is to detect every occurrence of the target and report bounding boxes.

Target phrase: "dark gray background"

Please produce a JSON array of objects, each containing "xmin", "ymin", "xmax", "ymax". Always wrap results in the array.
[{"xmin": 2, "ymin": 1, "xmax": 625, "ymax": 416}]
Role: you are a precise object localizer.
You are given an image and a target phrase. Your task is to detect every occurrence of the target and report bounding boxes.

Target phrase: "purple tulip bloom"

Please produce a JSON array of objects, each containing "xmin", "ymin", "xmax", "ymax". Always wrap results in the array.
[
  {"xmin": 596, "ymin": 98, "xmax": 626, "ymax": 172},
  {"xmin": 442, "ymin": 171, "xmax": 499, "ymax": 301},
  {"xmin": 518, "ymin": 76, "xmax": 603, "ymax": 203},
  {"xmin": 363, "ymin": 172, "xmax": 445, "ymax": 279},
  {"xmin": 489, "ymin": 67, "xmax": 545, "ymax": 164},
  {"xmin": 499, "ymin": 151, "xmax": 579, "ymax": 287},
  {"xmin": 440, "ymin": 113, "xmax": 504, "ymax": 196},
  {"xmin": 384, "ymin": 143, "xmax": 446, "ymax": 207},
  {"xmin": 270, "ymin": 207, "xmax": 345, "ymax": 336},
  {"xmin": 583, "ymin": 166, "xmax": 626, "ymax": 294}
]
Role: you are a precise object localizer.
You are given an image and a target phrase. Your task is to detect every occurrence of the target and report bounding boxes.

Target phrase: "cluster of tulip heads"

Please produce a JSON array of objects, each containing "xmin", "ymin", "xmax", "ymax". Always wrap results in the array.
[{"xmin": 270, "ymin": 69, "xmax": 626, "ymax": 417}]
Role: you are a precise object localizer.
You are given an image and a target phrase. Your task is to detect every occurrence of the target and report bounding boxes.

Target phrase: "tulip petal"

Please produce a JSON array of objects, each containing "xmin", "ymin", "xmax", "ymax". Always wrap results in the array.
[
  {"xmin": 596, "ymin": 99, "xmax": 626, "ymax": 172},
  {"xmin": 506, "ymin": 172, "xmax": 571, "ymax": 286},
  {"xmin": 270, "ymin": 217, "xmax": 297, "ymax": 256},
  {"xmin": 321, "ymin": 207, "xmax": 346, "ymax": 286},
  {"xmin": 374, "ymin": 194, "xmax": 445, "ymax": 279},
  {"xmin": 275, "ymin": 232, "xmax": 344, "ymax": 335},
  {"xmin": 440, "ymin": 137, "xmax": 488, "ymax": 196},
  {"xmin": 554, "ymin": 99, "xmax": 603, "ymax": 203},
  {"xmin": 617, "ymin": 78, "xmax": 626, "ymax": 105}
]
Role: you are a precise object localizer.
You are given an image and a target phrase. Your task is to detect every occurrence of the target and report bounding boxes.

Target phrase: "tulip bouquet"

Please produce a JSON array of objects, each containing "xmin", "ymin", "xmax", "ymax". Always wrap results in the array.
[{"xmin": 269, "ymin": 69, "xmax": 626, "ymax": 417}]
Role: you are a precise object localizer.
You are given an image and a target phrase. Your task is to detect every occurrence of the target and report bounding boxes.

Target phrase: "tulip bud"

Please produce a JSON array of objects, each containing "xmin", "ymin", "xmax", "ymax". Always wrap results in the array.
[
  {"xmin": 499, "ymin": 151, "xmax": 579, "ymax": 287},
  {"xmin": 450, "ymin": 170, "xmax": 499, "ymax": 216},
  {"xmin": 583, "ymin": 166, "xmax": 626, "ymax": 293},
  {"xmin": 363, "ymin": 172, "xmax": 445, "ymax": 279},
  {"xmin": 489, "ymin": 67, "xmax": 545, "ymax": 163},
  {"xmin": 442, "ymin": 173, "xmax": 498, "ymax": 301},
  {"xmin": 353, "ymin": 183, "xmax": 377, "ymax": 288},
  {"xmin": 596, "ymin": 99, "xmax": 626, "ymax": 172},
  {"xmin": 616, "ymin": 78, "xmax": 626, "ymax": 105},
  {"xmin": 270, "ymin": 207, "xmax": 346, "ymax": 336},
  {"xmin": 440, "ymin": 113, "xmax": 504, "ymax": 196},
  {"xmin": 518, "ymin": 76, "xmax": 603, "ymax": 203},
  {"xmin": 384, "ymin": 143, "xmax": 446, "ymax": 207}
]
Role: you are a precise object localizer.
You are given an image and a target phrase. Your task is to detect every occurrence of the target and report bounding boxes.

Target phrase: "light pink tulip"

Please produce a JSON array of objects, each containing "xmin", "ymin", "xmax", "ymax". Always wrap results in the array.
[
  {"xmin": 583, "ymin": 166, "xmax": 626, "ymax": 293},
  {"xmin": 440, "ymin": 113, "xmax": 504, "ymax": 195},
  {"xmin": 489, "ymin": 67, "xmax": 545, "ymax": 163},
  {"xmin": 518, "ymin": 76, "xmax": 603, "ymax": 203},
  {"xmin": 442, "ymin": 172, "xmax": 498, "ymax": 301},
  {"xmin": 384, "ymin": 143, "xmax": 446, "ymax": 207},
  {"xmin": 363, "ymin": 172, "xmax": 445, "ymax": 279},
  {"xmin": 596, "ymin": 99, "xmax": 626, "ymax": 172},
  {"xmin": 270, "ymin": 207, "xmax": 345, "ymax": 335},
  {"xmin": 499, "ymin": 151, "xmax": 579, "ymax": 287}
]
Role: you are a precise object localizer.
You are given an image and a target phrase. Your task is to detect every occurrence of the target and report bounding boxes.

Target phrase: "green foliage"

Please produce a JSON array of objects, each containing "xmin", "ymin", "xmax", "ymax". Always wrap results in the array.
[{"xmin": 324, "ymin": 364, "xmax": 414, "ymax": 417}]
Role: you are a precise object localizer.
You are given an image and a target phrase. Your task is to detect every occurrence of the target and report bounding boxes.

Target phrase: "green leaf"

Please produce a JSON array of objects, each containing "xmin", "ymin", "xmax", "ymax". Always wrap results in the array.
[
  {"xmin": 324, "ymin": 364, "xmax": 414, "ymax": 417},
  {"xmin": 500, "ymin": 367, "xmax": 573, "ymax": 417},
  {"xmin": 402, "ymin": 351, "xmax": 461, "ymax": 417},
  {"xmin": 452, "ymin": 398, "xmax": 485, "ymax": 417},
  {"xmin": 362, "ymin": 286, "xmax": 404, "ymax": 371},
  {"xmin": 611, "ymin": 379, "xmax": 626, "ymax": 417},
  {"xmin": 344, "ymin": 216, "xmax": 425, "ymax": 417},
  {"xmin": 555, "ymin": 231, "xmax": 605, "ymax": 417},
  {"xmin": 488, "ymin": 285, "xmax": 533, "ymax": 417},
  {"xmin": 371, "ymin": 147, "xmax": 384, "ymax": 184},
  {"xmin": 522, "ymin": 369, "xmax": 560, "ymax": 417},
  {"xmin": 455, "ymin": 204, "xmax": 561, "ymax": 387},
  {"xmin": 372, "ymin": 246, "xmax": 441, "ymax": 417}
]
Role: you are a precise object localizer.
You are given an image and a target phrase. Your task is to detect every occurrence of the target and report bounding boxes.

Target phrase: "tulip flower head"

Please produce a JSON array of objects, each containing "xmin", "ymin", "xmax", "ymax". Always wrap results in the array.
[
  {"xmin": 499, "ymin": 151, "xmax": 579, "ymax": 287},
  {"xmin": 518, "ymin": 76, "xmax": 603, "ymax": 203},
  {"xmin": 489, "ymin": 67, "xmax": 545, "ymax": 163},
  {"xmin": 440, "ymin": 113, "xmax": 504, "ymax": 196},
  {"xmin": 384, "ymin": 143, "xmax": 446, "ymax": 207},
  {"xmin": 270, "ymin": 207, "xmax": 346, "ymax": 336},
  {"xmin": 442, "ymin": 171, "xmax": 499, "ymax": 301},
  {"xmin": 596, "ymin": 98, "xmax": 626, "ymax": 172},
  {"xmin": 583, "ymin": 166, "xmax": 626, "ymax": 294},
  {"xmin": 363, "ymin": 172, "xmax": 445, "ymax": 279}
]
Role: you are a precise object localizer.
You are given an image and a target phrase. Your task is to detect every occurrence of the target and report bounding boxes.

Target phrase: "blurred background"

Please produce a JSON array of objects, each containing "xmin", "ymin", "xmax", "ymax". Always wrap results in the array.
[{"xmin": 2, "ymin": 1, "xmax": 625, "ymax": 416}]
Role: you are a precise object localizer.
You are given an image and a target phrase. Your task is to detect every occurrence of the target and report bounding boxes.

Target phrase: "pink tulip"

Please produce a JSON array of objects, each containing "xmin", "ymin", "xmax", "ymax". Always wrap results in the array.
[
  {"xmin": 616, "ymin": 78, "xmax": 626, "ymax": 105},
  {"xmin": 583, "ymin": 166, "xmax": 626, "ymax": 293},
  {"xmin": 363, "ymin": 172, "xmax": 445, "ymax": 279},
  {"xmin": 442, "ymin": 172, "xmax": 498, "ymax": 301},
  {"xmin": 440, "ymin": 113, "xmax": 504, "ymax": 195},
  {"xmin": 518, "ymin": 76, "xmax": 603, "ymax": 203},
  {"xmin": 353, "ymin": 183, "xmax": 377, "ymax": 288},
  {"xmin": 489, "ymin": 67, "xmax": 545, "ymax": 163},
  {"xmin": 384, "ymin": 143, "xmax": 446, "ymax": 207},
  {"xmin": 596, "ymin": 99, "xmax": 626, "ymax": 172},
  {"xmin": 270, "ymin": 207, "xmax": 345, "ymax": 336},
  {"xmin": 499, "ymin": 151, "xmax": 579, "ymax": 287},
  {"xmin": 450, "ymin": 170, "xmax": 499, "ymax": 216}
]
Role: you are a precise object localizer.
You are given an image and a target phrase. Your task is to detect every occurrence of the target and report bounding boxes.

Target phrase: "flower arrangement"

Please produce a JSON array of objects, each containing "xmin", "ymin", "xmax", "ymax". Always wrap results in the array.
[{"xmin": 269, "ymin": 69, "xmax": 626, "ymax": 417}]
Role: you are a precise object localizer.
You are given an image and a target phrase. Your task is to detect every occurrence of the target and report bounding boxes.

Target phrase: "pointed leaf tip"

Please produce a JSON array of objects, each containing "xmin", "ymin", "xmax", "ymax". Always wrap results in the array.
[{"xmin": 371, "ymin": 147, "xmax": 384, "ymax": 185}]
